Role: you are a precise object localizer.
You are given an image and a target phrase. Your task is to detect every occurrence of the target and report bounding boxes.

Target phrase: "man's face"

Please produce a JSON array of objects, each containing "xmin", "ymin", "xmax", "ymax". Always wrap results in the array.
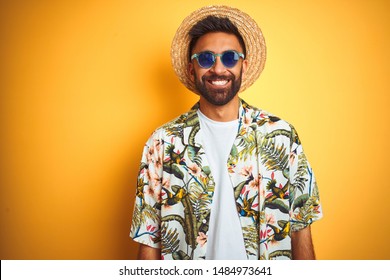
[{"xmin": 188, "ymin": 32, "xmax": 247, "ymax": 106}]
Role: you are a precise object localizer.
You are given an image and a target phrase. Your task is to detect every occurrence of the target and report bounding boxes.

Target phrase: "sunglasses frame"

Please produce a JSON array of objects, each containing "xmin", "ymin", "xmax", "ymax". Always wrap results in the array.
[{"xmin": 191, "ymin": 50, "xmax": 245, "ymax": 69}]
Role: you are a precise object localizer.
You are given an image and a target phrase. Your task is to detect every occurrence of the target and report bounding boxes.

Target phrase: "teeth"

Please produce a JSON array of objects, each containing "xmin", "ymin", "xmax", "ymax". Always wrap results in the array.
[{"xmin": 211, "ymin": 80, "xmax": 228, "ymax": 86}]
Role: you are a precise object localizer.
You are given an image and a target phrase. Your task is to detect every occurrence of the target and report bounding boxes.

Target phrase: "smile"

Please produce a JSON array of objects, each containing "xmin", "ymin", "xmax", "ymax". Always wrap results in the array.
[{"xmin": 208, "ymin": 79, "xmax": 230, "ymax": 86}]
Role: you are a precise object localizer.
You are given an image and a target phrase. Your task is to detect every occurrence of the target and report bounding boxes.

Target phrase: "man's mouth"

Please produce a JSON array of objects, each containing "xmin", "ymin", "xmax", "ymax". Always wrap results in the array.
[{"xmin": 209, "ymin": 79, "xmax": 229, "ymax": 86}]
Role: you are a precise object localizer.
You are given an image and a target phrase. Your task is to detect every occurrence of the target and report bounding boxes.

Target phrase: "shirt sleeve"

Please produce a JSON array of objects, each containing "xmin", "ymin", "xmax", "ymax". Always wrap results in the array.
[
  {"xmin": 130, "ymin": 130, "xmax": 163, "ymax": 248},
  {"xmin": 288, "ymin": 125, "xmax": 323, "ymax": 232}
]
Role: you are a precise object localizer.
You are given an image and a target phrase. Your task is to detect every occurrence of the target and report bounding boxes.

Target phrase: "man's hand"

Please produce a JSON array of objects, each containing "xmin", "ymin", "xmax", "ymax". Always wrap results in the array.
[
  {"xmin": 291, "ymin": 225, "xmax": 316, "ymax": 260},
  {"xmin": 137, "ymin": 244, "xmax": 161, "ymax": 260}
]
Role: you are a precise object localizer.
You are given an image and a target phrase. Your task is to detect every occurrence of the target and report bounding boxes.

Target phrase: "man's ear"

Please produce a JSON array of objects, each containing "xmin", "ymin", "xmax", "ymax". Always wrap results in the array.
[
  {"xmin": 188, "ymin": 62, "xmax": 195, "ymax": 81},
  {"xmin": 242, "ymin": 59, "xmax": 248, "ymax": 78}
]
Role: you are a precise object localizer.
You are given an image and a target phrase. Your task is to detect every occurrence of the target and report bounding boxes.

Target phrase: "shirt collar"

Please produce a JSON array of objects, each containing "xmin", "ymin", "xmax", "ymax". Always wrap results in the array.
[{"xmin": 189, "ymin": 98, "xmax": 249, "ymax": 124}]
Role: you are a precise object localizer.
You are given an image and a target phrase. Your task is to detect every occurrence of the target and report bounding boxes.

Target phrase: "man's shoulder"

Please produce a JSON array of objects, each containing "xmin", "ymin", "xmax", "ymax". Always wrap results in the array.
[
  {"xmin": 242, "ymin": 100, "xmax": 293, "ymax": 131},
  {"xmin": 149, "ymin": 108, "xmax": 197, "ymax": 138},
  {"xmin": 160, "ymin": 109, "xmax": 197, "ymax": 129}
]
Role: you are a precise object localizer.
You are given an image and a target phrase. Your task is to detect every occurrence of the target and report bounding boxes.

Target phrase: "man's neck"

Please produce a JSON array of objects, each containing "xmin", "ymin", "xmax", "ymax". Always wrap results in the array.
[{"xmin": 198, "ymin": 96, "xmax": 240, "ymax": 122}]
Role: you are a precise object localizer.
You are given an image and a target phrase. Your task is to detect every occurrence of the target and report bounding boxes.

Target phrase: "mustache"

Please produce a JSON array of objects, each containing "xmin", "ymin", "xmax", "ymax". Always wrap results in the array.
[{"xmin": 201, "ymin": 73, "xmax": 235, "ymax": 81}]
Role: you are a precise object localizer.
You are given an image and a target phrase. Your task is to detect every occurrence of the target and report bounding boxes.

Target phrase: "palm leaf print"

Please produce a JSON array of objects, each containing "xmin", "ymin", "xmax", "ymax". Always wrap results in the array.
[
  {"xmin": 165, "ymin": 126, "xmax": 184, "ymax": 140},
  {"xmin": 260, "ymin": 138, "xmax": 289, "ymax": 172},
  {"xmin": 181, "ymin": 195, "xmax": 198, "ymax": 257},
  {"xmin": 234, "ymin": 180, "xmax": 247, "ymax": 200},
  {"xmin": 188, "ymin": 123, "xmax": 200, "ymax": 147},
  {"xmin": 292, "ymin": 194, "xmax": 309, "ymax": 211},
  {"xmin": 237, "ymin": 133, "xmax": 257, "ymax": 160},
  {"xmin": 138, "ymin": 203, "xmax": 159, "ymax": 226},
  {"xmin": 265, "ymin": 199, "xmax": 289, "ymax": 214},
  {"xmin": 161, "ymin": 223, "xmax": 180, "ymax": 255},
  {"xmin": 242, "ymin": 225, "xmax": 258, "ymax": 256},
  {"xmin": 162, "ymin": 214, "xmax": 186, "ymax": 229},
  {"xmin": 269, "ymin": 250, "xmax": 292, "ymax": 259},
  {"xmin": 172, "ymin": 250, "xmax": 191, "ymax": 260},
  {"xmin": 292, "ymin": 196, "xmax": 321, "ymax": 231},
  {"xmin": 289, "ymin": 125, "xmax": 301, "ymax": 145},
  {"xmin": 265, "ymin": 129, "xmax": 291, "ymax": 140},
  {"xmin": 290, "ymin": 153, "xmax": 309, "ymax": 194},
  {"xmin": 188, "ymin": 182, "xmax": 211, "ymax": 222},
  {"xmin": 130, "ymin": 203, "xmax": 160, "ymax": 241}
]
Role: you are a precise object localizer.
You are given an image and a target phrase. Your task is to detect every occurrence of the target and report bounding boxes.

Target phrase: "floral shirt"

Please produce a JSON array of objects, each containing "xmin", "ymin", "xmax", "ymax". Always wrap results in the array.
[{"xmin": 130, "ymin": 99, "xmax": 322, "ymax": 260}]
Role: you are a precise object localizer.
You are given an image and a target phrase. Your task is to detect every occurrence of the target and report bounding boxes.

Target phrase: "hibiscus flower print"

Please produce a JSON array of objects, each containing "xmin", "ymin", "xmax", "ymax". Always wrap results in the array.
[
  {"xmin": 249, "ymin": 173, "xmax": 261, "ymax": 190},
  {"xmin": 188, "ymin": 163, "xmax": 201, "ymax": 176},
  {"xmin": 265, "ymin": 213, "xmax": 275, "ymax": 225},
  {"xmin": 239, "ymin": 165, "xmax": 253, "ymax": 177},
  {"xmin": 196, "ymin": 232, "xmax": 207, "ymax": 247}
]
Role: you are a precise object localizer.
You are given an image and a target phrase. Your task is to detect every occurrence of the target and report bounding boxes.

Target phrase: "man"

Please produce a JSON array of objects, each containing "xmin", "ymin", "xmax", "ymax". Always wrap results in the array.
[{"xmin": 130, "ymin": 5, "xmax": 322, "ymax": 260}]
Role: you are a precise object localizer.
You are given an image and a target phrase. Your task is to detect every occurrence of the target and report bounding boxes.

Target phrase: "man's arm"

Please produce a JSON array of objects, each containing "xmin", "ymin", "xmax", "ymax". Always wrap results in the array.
[
  {"xmin": 291, "ymin": 225, "xmax": 316, "ymax": 260},
  {"xmin": 137, "ymin": 244, "xmax": 161, "ymax": 260}
]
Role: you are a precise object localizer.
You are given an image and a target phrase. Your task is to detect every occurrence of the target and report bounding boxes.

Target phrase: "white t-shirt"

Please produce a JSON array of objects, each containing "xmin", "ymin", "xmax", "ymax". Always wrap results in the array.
[{"xmin": 197, "ymin": 110, "xmax": 247, "ymax": 260}]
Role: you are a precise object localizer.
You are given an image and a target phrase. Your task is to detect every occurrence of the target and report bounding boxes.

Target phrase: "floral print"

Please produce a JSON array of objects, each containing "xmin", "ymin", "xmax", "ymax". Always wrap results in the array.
[{"xmin": 130, "ymin": 99, "xmax": 322, "ymax": 260}]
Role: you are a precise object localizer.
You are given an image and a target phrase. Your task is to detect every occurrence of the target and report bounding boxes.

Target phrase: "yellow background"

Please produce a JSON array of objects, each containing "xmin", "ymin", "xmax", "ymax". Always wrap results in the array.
[{"xmin": 1, "ymin": 0, "xmax": 389, "ymax": 260}]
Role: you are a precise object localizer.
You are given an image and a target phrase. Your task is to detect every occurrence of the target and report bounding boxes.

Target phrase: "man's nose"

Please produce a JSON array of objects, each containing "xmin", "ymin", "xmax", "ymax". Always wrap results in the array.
[{"xmin": 210, "ymin": 56, "xmax": 227, "ymax": 74}]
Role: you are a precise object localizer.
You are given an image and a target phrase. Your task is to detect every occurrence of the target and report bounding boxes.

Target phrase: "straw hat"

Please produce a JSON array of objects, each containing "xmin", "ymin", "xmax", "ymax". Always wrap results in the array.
[{"xmin": 171, "ymin": 5, "xmax": 266, "ymax": 94}]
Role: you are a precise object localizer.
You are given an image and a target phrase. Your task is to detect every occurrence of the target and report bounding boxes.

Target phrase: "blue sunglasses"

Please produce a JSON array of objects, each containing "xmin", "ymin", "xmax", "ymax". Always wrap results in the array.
[{"xmin": 191, "ymin": 50, "xmax": 245, "ymax": 69}]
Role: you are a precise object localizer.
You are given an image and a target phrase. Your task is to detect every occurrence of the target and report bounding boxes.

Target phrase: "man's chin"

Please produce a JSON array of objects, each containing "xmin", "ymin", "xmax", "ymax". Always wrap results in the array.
[{"xmin": 201, "ymin": 91, "xmax": 236, "ymax": 106}]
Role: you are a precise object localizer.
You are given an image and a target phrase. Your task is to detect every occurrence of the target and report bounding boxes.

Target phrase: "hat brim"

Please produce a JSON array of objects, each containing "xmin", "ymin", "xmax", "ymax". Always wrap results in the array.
[{"xmin": 171, "ymin": 5, "xmax": 266, "ymax": 94}]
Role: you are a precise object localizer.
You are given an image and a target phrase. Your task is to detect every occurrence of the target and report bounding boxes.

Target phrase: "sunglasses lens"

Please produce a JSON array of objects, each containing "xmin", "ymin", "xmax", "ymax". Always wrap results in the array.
[
  {"xmin": 197, "ymin": 52, "xmax": 215, "ymax": 68},
  {"xmin": 221, "ymin": 51, "xmax": 240, "ymax": 68},
  {"xmin": 195, "ymin": 51, "xmax": 242, "ymax": 68}
]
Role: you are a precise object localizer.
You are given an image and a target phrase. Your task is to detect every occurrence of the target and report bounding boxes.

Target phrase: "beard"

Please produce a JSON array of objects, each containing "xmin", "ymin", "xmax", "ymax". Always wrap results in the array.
[{"xmin": 194, "ymin": 69, "xmax": 243, "ymax": 106}]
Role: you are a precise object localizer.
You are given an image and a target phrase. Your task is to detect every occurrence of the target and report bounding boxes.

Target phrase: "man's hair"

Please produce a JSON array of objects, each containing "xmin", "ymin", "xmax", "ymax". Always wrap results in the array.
[{"xmin": 188, "ymin": 16, "xmax": 246, "ymax": 61}]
